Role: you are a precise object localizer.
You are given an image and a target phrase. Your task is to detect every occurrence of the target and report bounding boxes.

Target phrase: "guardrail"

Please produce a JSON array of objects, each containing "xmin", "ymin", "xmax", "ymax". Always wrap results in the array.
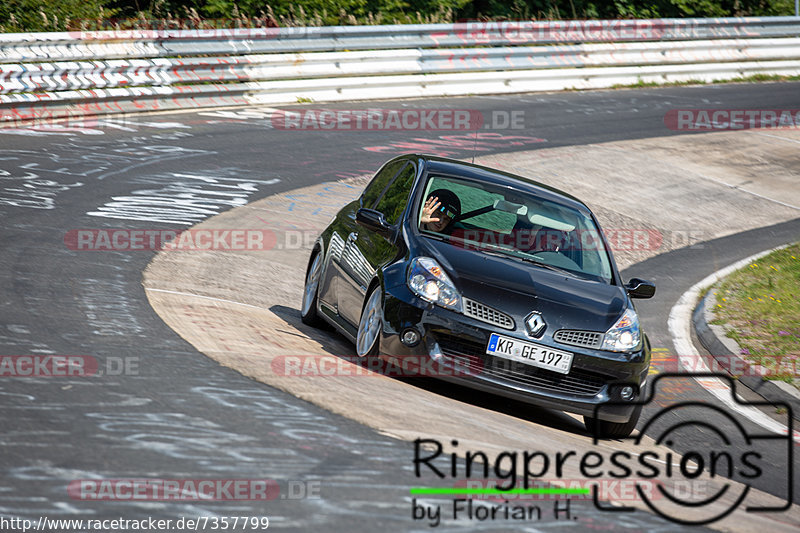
[{"xmin": 1, "ymin": 17, "xmax": 799, "ymax": 126}]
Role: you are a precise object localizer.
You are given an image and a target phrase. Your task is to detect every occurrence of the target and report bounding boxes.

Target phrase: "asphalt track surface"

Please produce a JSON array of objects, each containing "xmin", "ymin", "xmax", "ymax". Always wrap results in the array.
[{"xmin": 1, "ymin": 82, "xmax": 798, "ymax": 531}]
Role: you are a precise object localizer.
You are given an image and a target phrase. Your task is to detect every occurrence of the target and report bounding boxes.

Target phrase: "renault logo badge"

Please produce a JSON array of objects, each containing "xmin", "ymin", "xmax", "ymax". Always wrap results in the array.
[{"xmin": 525, "ymin": 312, "xmax": 546, "ymax": 338}]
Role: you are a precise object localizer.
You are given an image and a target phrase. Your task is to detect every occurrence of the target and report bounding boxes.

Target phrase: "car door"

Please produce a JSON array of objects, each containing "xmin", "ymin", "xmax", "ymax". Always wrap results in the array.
[
  {"xmin": 334, "ymin": 158, "xmax": 408, "ymax": 325},
  {"xmin": 337, "ymin": 160, "xmax": 417, "ymax": 326}
]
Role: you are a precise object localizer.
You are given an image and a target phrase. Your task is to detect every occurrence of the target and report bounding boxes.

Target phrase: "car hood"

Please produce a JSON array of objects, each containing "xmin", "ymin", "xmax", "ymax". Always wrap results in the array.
[{"xmin": 417, "ymin": 236, "xmax": 627, "ymax": 331}]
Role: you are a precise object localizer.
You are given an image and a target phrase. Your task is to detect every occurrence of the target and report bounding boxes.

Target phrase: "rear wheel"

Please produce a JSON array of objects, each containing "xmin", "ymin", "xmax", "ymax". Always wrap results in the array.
[
  {"xmin": 584, "ymin": 402, "xmax": 642, "ymax": 439},
  {"xmin": 356, "ymin": 286, "xmax": 382, "ymax": 357},
  {"xmin": 300, "ymin": 251, "xmax": 324, "ymax": 327}
]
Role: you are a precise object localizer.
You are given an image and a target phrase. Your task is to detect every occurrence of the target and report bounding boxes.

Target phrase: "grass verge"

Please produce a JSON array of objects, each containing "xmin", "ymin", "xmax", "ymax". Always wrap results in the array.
[
  {"xmin": 711, "ymin": 243, "xmax": 800, "ymax": 385},
  {"xmin": 610, "ymin": 73, "xmax": 800, "ymax": 90}
]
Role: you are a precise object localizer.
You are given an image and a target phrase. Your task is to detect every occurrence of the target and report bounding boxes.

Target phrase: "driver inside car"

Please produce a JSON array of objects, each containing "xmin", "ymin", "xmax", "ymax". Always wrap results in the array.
[{"xmin": 420, "ymin": 189, "xmax": 461, "ymax": 234}]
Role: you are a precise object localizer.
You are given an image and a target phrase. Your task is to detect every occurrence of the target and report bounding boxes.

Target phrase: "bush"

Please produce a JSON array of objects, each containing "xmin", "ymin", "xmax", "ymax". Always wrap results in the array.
[{"xmin": 1, "ymin": 0, "xmax": 796, "ymax": 32}]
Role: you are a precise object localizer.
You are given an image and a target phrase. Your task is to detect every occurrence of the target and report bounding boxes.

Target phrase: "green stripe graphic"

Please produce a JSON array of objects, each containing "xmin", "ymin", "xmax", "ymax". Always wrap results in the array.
[{"xmin": 410, "ymin": 487, "xmax": 590, "ymax": 496}]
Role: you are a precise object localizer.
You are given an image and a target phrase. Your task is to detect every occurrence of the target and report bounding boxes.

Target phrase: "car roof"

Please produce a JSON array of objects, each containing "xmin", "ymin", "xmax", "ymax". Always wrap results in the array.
[{"xmin": 407, "ymin": 154, "xmax": 592, "ymax": 216}]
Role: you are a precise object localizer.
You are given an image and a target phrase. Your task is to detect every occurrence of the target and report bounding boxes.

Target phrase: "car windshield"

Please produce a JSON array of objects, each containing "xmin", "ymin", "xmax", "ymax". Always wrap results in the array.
[{"xmin": 417, "ymin": 174, "xmax": 613, "ymax": 283}]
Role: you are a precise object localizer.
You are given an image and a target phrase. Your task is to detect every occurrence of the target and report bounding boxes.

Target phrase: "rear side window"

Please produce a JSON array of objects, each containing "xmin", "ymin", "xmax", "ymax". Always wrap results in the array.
[
  {"xmin": 361, "ymin": 160, "xmax": 406, "ymax": 208},
  {"xmin": 375, "ymin": 163, "xmax": 416, "ymax": 225}
]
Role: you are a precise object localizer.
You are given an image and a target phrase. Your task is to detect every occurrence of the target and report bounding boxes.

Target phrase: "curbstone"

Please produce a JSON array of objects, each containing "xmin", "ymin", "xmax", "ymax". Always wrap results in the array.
[{"xmin": 693, "ymin": 286, "xmax": 800, "ymax": 421}]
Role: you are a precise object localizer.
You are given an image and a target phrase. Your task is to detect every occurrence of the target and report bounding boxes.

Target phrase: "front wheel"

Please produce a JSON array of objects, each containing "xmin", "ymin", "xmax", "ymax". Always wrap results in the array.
[
  {"xmin": 584, "ymin": 402, "xmax": 642, "ymax": 439},
  {"xmin": 356, "ymin": 286, "xmax": 382, "ymax": 357},
  {"xmin": 300, "ymin": 251, "xmax": 324, "ymax": 327}
]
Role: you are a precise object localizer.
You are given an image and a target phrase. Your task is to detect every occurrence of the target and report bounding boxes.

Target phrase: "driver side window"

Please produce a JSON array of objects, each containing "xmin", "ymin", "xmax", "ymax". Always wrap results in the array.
[
  {"xmin": 361, "ymin": 160, "xmax": 406, "ymax": 209},
  {"xmin": 375, "ymin": 163, "xmax": 415, "ymax": 225}
]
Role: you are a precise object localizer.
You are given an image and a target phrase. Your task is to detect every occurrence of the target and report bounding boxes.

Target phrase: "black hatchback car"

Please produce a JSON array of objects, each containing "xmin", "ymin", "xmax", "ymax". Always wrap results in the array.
[{"xmin": 301, "ymin": 154, "xmax": 655, "ymax": 437}]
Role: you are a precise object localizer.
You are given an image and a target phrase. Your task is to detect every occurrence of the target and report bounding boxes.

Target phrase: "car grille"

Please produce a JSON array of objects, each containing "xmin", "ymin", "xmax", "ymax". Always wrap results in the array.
[
  {"xmin": 463, "ymin": 298, "xmax": 514, "ymax": 330},
  {"xmin": 434, "ymin": 332, "xmax": 607, "ymax": 397},
  {"xmin": 553, "ymin": 330, "xmax": 604, "ymax": 349}
]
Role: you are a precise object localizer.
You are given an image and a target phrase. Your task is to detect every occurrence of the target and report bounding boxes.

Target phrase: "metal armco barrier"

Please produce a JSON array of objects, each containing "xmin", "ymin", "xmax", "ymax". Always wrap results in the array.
[{"xmin": 1, "ymin": 17, "xmax": 799, "ymax": 125}]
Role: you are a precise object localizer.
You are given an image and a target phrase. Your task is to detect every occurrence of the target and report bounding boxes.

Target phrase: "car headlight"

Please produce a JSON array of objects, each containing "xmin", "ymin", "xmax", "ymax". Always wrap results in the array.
[
  {"xmin": 407, "ymin": 257, "xmax": 462, "ymax": 312},
  {"xmin": 601, "ymin": 308, "xmax": 641, "ymax": 352}
]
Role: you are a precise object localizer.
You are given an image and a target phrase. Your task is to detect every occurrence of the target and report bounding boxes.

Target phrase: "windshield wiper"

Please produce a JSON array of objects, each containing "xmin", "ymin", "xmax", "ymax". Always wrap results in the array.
[
  {"xmin": 473, "ymin": 243, "xmax": 581, "ymax": 278},
  {"xmin": 517, "ymin": 256, "xmax": 580, "ymax": 278}
]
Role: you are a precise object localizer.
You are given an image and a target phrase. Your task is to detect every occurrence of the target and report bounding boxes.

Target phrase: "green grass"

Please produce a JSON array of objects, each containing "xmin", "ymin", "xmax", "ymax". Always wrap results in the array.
[
  {"xmin": 609, "ymin": 74, "xmax": 800, "ymax": 91},
  {"xmin": 711, "ymin": 243, "xmax": 800, "ymax": 385},
  {"xmin": 610, "ymin": 78, "xmax": 704, "ymax": 89},
  {"xmin": 720, "ymin": 73, "xmax": 800, "ymax": 83}
]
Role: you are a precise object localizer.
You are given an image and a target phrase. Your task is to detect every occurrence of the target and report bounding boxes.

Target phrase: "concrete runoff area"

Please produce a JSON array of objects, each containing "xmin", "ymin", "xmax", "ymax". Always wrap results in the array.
[{"xmin": 143, "ymin": 128, "xmax": 800, "ymax": 530}]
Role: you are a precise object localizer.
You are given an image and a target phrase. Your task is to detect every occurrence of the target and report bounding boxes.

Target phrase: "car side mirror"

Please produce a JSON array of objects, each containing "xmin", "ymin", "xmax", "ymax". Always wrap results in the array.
[
  {"xmin": 356, "ymin": 208, "xmax": 391, "ymax": 236},
  {"xmin": 626, "ymin": 278, "xmax": 656, "ymax": 299}
]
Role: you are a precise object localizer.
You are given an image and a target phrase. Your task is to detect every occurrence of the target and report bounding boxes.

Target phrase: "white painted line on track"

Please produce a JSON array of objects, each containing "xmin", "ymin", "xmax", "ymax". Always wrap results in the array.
[
  {"xmin": 667, "ymin": 245, "xmax": 800, "ymax": 443},
  {"xmin": 716, "ymin": 181, "xmax": 800, "ymax": 211},
  {"xmin": 578, "ymin": 141, "xmax": 800, "ymax": 211},
  {"xmin": 750, "ymin": 131, "xmax": 800, "ymax": 145},
  {"xmin": 685, "ymin": 172, "xmax": 800, "ymax": 211},
  {"xmin": 145, "ymin": 287, "xmax": 269, "ymax": 311},
  {"xmin": 170, "ymin": 173, "xmax": 281, "ymax": 186}
]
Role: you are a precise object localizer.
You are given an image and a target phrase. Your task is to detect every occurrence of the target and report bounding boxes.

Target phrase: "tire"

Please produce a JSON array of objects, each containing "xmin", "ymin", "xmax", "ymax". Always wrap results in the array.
[
  {"xmin": 584, "ymin": 402, "xmax": 642, "ymax": 439},
  {"xmin": 300, "ymin": 251, "xmax": 324, "ymax": 327},
  {"xmin": 356, "ymin": 285, "xmax": 382, "ymax": 358}
]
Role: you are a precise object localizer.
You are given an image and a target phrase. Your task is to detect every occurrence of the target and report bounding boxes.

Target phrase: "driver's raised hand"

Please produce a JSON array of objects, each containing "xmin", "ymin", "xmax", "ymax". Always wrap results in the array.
[{"xmin": 420, "ymin": 196, "xmax": 441, "ymax": 224}]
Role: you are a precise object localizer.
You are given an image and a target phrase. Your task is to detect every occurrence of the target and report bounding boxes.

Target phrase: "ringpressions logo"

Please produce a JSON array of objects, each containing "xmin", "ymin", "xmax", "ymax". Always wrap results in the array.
[{"xmin": 410, "ymin": 374, "xmax": 793, "ymax": 527}]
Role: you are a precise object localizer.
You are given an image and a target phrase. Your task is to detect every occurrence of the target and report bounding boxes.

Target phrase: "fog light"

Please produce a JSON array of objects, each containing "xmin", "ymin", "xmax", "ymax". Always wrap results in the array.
[
  {"xmin": 620, "ymin": 386, "xmax": 635, "ymax": 401},
  {"xmin": 401, "ymin": 328, "xmax": 421, "ymax": 347}
]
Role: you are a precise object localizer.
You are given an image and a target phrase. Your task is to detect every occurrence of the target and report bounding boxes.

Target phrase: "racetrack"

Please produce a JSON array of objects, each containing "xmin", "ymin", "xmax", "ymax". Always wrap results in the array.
[{"xmin": 2, "ymin": 82, "xmax": 799, "ymax": 531}]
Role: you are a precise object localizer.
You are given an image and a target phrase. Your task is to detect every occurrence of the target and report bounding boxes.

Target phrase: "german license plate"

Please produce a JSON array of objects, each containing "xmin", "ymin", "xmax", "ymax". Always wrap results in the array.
[{"xmin": 486, "ymin": 333, "xmax": 573, "ymax": 374}]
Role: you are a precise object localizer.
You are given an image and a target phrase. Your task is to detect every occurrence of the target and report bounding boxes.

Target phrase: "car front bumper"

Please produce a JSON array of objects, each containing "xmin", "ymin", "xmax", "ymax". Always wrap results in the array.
[{"xmin": 379, "ymin": 282, "xmax": 650, "ymax": 423}]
